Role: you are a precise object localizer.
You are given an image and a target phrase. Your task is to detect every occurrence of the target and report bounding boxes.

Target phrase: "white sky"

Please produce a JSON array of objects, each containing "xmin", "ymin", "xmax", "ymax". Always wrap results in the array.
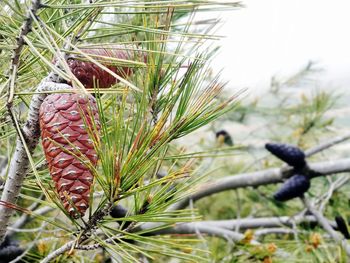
[{"xmin": 211, "ymin": 0, "xmax": 350, "ymax": 90}]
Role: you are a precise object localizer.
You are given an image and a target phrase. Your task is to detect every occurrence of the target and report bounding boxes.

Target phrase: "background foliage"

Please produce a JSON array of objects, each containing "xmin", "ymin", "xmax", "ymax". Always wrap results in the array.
[{"xmin": 1, "ymin": 1, "xmax": 350, "ymax": 262}]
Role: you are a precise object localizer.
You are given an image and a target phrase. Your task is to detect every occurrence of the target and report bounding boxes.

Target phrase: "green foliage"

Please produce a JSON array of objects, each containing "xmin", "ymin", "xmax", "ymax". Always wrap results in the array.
[
  {"xmin": 0, "ymin": 0, "xmax": 243, "ymax": 262},
  {"xmin": 196, "ymin": 63, "xmax": 349, "ymax": 262},
  {"xmin": 1, "ymin": 1, "xmax": 347, "ymax": 262}
]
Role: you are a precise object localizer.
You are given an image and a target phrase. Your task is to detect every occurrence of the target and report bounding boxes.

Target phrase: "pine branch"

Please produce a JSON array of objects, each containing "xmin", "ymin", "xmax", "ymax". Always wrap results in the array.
[
  {"xmin": 192, "ymin": 215, "xmax": 321, "ymax": 231},
  {"xmin": 6, "ymin": 0, "xmax": 43, "ymax": 106},
  {"xmin": 40, "ymin": 223, "xmax": 260, "ymax": 263},
  {"xmin": 40, "ymin": 240, "xmax": 75, "ymax": 263},
  {"xmin": 0, "ymin": 79, "xmax": 72, "ymax": 243},
  {"xmin": 304, "ymin": 131, "xmax": 350, "ymax": 157},
  {"xmin": 172, "ymin": 157, "xmax": 350, "ymax": 210}
]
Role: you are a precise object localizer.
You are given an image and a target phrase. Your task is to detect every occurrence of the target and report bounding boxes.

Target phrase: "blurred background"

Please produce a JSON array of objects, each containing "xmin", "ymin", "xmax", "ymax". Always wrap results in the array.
[{"xmin": 212, "ymin": 0, "xmax": 350, "ymax": 92}]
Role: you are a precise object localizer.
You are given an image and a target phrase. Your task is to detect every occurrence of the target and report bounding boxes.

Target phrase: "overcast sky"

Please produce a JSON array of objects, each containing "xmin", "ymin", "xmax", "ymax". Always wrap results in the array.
[{"xmin": 211, "ymin": 0, "xmax": 350, "ymax": 91}]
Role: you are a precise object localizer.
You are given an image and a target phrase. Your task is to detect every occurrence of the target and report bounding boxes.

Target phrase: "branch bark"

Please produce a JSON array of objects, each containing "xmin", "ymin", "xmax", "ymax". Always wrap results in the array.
[
  {"xmin": 200, "ymin": 215, "xmax": 321, "ymax": 230},
  {"xmin": 172, "ymin": 158, "xmax": 350, "ymax": 210},
  {"xmin": 40, "ymin": 241, "xmax": 75, "ymax": 263},
  {"xmin": 0, "ymin": 79, "xmax": 72, "ymax": 243},
  {"xmin": 304, "ymin": 131, "xmax": 350, "ymax": 157}
]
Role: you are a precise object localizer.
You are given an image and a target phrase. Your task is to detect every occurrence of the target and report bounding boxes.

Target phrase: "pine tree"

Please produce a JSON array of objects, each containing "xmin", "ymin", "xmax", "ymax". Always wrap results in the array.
[{"xmin": 0, "ymin": 0, "xmax": 241, "ymax": 261}]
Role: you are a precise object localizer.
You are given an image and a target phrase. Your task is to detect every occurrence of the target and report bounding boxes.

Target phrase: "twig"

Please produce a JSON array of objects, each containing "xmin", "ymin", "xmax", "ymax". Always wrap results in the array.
[
  {"xmin": 302, "ymin": 197, "xmax": 350, "ymax": 257},
  {"xmin": 317, "ymin": 175, "xmax": 350, "ymax": 213},
  {"xmin": 40, "ymin": 240, "xmax": 75, "ymax": 263},
  {"xmin": 8, "ymin": 205, "xmax": 54, "ymax": 237},
  {"xmin": 171, "ymin": 157, "xmax": 350, "ymax": 210},
  {"xmin": 40, "ymin": 202, "xmax": 114, "ymax": 262},
  {"xmin": 7, "ymin": 0, "xmax": 42, "ymax": 106},
  {"xmin": 150, "ymin": 222, "xmax": 256, "ymax": 243},
  {"xmin": 305, "ymin": 131, "xmax": 350, "ymax": 157},
  {"xmin": 7, "ymin": 198, "xmax": 42, "ymax": 236},
  {"xmin": 41, "ymin": 214, "xmax": 300, "ymax": 262},
  {"xmin": 139, "ymin": 222, "xmax": 290, "ymax": 258},
  {"xmin": 199, "ymin": 215, "xmax": 321, "ymax": 231}
]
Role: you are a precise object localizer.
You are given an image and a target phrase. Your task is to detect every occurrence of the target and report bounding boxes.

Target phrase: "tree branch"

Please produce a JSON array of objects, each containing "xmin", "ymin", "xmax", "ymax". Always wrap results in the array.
[
  {"xmin": 172, "ymin": 157, "xmax": 350, "ymax": 210},
  {"xmin": 305, "ymin": 131, "xmax": 350, "ymax": 157},
  {"xmin": 0, "ymin": 80, "xmax": 72, "ymax": 243},
  {"xmin": 41, "ymin": 213, "xmax": 320, "ymax": 262},
  {"xmin": 200, "ymin": 215, "xmax": 321, "ymax": 230},
  {"xmin": 40, "ymin": 241, "xmax": 75, "ymax": 263},
  {"xmin": 7, "ymin": 0, "xmax": 42, "ymax": 106}
]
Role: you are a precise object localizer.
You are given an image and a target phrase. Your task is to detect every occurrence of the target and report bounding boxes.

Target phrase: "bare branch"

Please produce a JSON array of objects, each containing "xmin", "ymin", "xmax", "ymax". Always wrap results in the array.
[
  {"xmin": 305, "ymin": 131, "xmax": 350, "ymax": 157},
  {"xmin": 201, "ymin": 215, "xmax": 321, "ymax": 230},
  {"xmin": 147, "ymin": 222, "xmax": 256, "ymax": 243},
  {"xmin": 40, "ymin": 224, "xmax": 259, "ymax": 263},
  {"xmin": 172, "ymin": 158, "xmax": 350, "ymax": 210}
]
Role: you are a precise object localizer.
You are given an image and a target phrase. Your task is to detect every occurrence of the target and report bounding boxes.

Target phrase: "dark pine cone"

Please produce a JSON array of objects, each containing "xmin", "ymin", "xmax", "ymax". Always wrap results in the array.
[
  {"xmin": 216, "ymin": 130, "xmax": 234, "ymax": 146},
  {"xmin": 0, "ymin": 236, "xmax": 23, "ymax": 262},
  {"xmin": 274, "ymin": 174, "xmax": 310, "ymax": 201},
  {"xmin": 110, "ymin": 204, "xmax": 128, "ymax": 219},
  {"xmin": 335, "ymin": 215, "xmax": 350, "ymax": 239},
  {"xmin": 110, "ymin": 204, "xmax": 132, "ymax": 229},
  {"xmin": 265, "ymin": 142, "xmax": 306, "ymax": 168}
]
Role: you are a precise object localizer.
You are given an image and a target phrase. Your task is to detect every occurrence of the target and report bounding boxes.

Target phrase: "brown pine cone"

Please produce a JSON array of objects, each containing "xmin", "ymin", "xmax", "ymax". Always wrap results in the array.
[
  {"xmin": 39, "ymin": 93, "xmax": 100, "ymax": 218},
  {"xmin": 67, "ymin": 47, "xmax": 139, "ymax": 89}
]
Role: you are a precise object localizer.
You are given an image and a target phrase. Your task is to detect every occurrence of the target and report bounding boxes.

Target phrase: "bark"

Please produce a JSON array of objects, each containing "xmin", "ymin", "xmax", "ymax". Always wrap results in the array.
[
  {"xmin": 0, "ymin": 77, "xmax": 72, "ymax": 243},
  {"xmin": 171, "ymin": 158, "xmax": 350, "ymax": 210}
]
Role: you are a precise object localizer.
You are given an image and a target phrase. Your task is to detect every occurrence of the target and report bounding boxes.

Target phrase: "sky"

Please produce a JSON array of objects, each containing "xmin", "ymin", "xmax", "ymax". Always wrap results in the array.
[{"xmin": 211, "ymin": 0, "xmax": 350, "ymax": 91}]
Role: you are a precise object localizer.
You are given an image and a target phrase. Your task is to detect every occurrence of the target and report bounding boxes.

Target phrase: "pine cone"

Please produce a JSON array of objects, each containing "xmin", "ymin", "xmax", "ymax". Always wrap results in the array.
[
  {"xmin": 110, "ymin": 204, "xmax": 132, "ymax": 229},
  {"xmin": 216, "ymin": 130, "xmax": 234, "ymax": 146},
  {"xmin": 273, "ymin": 174, "xmax": 310, "ymax": 201},
  {"xmin": 0, "ymin": 236, "xmax": 23, "ymax": 262},
  {"xmin": 265, "ymin": 142, "xmax": 306, "ymax": 168},
  {"xmin": 110, "ymin": 204, "xmax": 128, "ymax": 219},
  {"xmin": 335, "ymin": 216, "xmax": 350, "ymax": 239},
  {"xmin": 67, "ymin": 47, "xmax": 141, "ymax": 89},
  {"xmin": 39, "ymin": 93, "xmax": 100, "ymax": 218}
]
